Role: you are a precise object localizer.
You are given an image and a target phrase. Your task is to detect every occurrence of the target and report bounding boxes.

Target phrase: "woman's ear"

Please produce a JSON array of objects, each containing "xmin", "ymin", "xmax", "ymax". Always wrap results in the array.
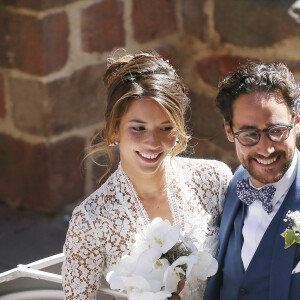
[
  {"xmin": 111, "ymin": 131, "xmax": 120, "ymax": 145},
  {"xmin": 224, "ymin": 120, "xmax": 235, "ymax": 143}
]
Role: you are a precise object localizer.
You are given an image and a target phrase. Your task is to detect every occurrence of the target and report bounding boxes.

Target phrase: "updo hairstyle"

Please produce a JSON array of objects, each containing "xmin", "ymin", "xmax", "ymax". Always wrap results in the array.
[{"xmin": 89, "ymin": 51, "xmax": 190, "ymax": 182}]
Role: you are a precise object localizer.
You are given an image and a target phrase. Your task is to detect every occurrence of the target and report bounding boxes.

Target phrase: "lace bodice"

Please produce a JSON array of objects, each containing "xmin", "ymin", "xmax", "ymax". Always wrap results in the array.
[{"xmin": 62, "ymin": 157, "xmax": 232, "ymax": 299}]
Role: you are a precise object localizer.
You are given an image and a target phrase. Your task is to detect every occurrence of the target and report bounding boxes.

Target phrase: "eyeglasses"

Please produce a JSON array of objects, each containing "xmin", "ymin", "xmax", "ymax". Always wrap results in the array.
[{"xmin": 231, "ymin": 121, "xmax": 295, "ymax": 147}]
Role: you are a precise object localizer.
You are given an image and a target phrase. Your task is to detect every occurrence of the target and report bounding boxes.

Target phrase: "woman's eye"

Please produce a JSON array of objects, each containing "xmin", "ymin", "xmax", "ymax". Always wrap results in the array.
[
  {"xmin": 161, "ymin": 127, "xmax": 173, "ymax": 132},
  {"xmin": 132, "ymin": 126, "xmax": 145, "ymax": 132}
]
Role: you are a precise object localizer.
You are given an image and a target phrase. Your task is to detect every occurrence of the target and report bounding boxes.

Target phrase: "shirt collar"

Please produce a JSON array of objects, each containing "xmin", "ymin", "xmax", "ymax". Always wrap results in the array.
[{"xmin": 249, "ymin": 151, "xmax": 298, "ymax": 205}]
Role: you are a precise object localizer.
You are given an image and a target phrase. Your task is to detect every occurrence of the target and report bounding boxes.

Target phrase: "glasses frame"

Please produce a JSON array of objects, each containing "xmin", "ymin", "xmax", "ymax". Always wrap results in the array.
[{"xmin": 230, "ymin": 117, "xmax": 296, "ymax": 147}]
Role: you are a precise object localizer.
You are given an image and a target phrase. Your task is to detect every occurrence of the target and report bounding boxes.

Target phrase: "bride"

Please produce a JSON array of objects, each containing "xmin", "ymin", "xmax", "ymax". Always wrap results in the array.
[{"xmin": 62, "ymin": 51, "xmax": 232, "ymax": 299}]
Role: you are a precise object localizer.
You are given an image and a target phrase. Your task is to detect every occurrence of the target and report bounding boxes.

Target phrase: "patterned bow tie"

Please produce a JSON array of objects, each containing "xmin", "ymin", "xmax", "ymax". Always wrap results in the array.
[{"xmin": 236, "ymin": 179, "xmax": 276, "ymax": 214}]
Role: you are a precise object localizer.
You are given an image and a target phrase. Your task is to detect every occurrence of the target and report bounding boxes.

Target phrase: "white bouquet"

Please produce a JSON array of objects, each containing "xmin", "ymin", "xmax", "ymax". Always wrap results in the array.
[
  {"xmin": 281, "ymin": 210, "xmax": 300, "ymax": 274},
  {"xmin": 106, "ymin": 217, "xmax": 218, "ymax": 300}
]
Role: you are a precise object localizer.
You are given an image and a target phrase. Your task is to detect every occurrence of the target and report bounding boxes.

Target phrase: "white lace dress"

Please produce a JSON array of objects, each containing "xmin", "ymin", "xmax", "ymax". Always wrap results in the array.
[{"xmin": 62, "ymin": 156, "xmax": 232, "ymax": 299}]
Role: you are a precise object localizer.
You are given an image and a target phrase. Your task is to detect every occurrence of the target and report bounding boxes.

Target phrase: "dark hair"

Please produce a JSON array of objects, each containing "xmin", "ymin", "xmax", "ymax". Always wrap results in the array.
[
  {"xmin": 216, "ymin": 62, "xmax": 300, "ymax": 125},
  {"xmin": 88, "ymin": 51, "xmax": 190, "ymax": 182}
]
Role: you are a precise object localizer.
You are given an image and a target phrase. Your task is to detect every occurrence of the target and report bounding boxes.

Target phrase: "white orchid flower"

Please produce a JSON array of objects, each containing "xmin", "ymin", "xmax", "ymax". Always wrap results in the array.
[
  {"xmin": 107, "ymin": 264, "xmax": 166, "ymax": 295},
  {"xmin": 129, "ymin": 290, "xmax": 171, "ymax": 300},
  {"xmin": 122, "ymin": 275, "xmax": 160, "ymax": 292},
  {"xmin": 292, "ymin": 261, "xmax": 300, "ymax": 274},
  {"xmin": 107, "ymin": 218, "xmax": 219, "ymax": 299},
  {"xmin": 145, "ymin": 218, "xmax": 181, "ymax": 253},
  {"xmin": 107, "ymin": 248, "xmax": 169, "ymax": 292},
  {"xmin": 132, "ymin": 255, "xmax": 170, "ymax": 292},
  {"xmin": 179, "ymin": 226, "xmax": 199, "ymax": 253},
  {"xmin": 185, "ymin": 251, "xmax": 218, "ymax": 281},
  {"xmin": 145, "ymin": 258, "xmax": 170, "ymax": 282},
  {"xmin": 287, "ymin": 210, "xmax": 300, "ymax": 231},
  {"xmin": 118, "ymin": 254, "xmax": 139, "ymax": 274},
  {"xmin": 131, "ymin": 232, "xmax": 149, "ymax": 256},
  {"xmin": 124, "ymin": 259, "xmax": 171, "ymax": 298},
  {"xmin": 106, "ymin": 270, "xmax": 124, "ymax": 290},
  {"xmin": 106, "ymin": 254, "xmax": 139, "ymax": 290},
  {"xmin": 163, "ymin": 265, "xmax": 184, "ymax": 293},
  {"xmin": 134, "ymin": 247, "xmax": 163, "ymax": 275}
]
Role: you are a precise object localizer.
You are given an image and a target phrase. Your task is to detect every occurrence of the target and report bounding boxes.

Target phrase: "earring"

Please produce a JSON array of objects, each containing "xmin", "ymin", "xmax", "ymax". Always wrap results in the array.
[
  {"xmin": 109, "ymin": 136, "xmax": 119, "ymax": 146},
  {"xmin": 175, "ymin": 137, "xmax": 180, "ymax": 145}
]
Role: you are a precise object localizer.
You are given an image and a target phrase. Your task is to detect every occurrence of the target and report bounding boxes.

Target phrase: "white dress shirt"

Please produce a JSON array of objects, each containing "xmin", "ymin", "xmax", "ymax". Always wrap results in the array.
[{"xmin": 241, "ymin": 152, "xmax": 298, "ymax": 270}]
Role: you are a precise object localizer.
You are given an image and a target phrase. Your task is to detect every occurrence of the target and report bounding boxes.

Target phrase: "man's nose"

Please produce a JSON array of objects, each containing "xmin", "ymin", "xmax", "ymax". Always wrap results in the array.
[{"xmin": 255, "ymin": 132, "xmax": 275, "ymax": 156}]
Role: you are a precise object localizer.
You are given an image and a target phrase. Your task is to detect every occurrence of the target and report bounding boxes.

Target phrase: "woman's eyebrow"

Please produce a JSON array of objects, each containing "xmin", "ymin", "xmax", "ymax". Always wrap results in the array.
[
  {"xmin": 129, "ymin": 120, "xmax": 171, "ymax": 124},
  {"xmin": 129, "ymin": 119, "xmax": 146, "ymax": 123}
]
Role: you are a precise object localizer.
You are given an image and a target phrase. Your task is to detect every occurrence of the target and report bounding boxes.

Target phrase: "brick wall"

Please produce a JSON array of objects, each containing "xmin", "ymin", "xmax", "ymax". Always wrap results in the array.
[{"xmin": 0, "ymin": 0, "xmax": 299, "ymax": 213}]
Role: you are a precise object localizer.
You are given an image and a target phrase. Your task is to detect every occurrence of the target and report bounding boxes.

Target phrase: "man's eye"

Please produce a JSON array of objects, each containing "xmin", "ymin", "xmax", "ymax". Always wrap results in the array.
[
  {"xmin": 242, "ymin": 131, "xmax": 257, "ymax": 138},
  {"xmin": 132, "ymin": 126, "xmax": 145, "ymax": 131},
  {"xmin": 161, "ymin": 127, "xmax": 173, "ymax": 132},
  {"xmin": 270, "ymin": 127, "xmax": 286, "ymax": 134}
]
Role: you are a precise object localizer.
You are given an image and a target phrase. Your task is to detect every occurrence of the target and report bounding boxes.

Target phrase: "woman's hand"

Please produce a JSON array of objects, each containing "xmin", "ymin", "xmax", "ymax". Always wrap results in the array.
[{"xmin": 169, "ymin": 280, "xmax": 185, "ymax": 300}]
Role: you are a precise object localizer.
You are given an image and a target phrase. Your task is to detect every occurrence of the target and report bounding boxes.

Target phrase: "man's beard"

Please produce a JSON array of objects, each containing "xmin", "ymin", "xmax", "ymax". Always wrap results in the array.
[{"xmin": 241, "ymin": 150, "xmax": 293, "ymax": 185}]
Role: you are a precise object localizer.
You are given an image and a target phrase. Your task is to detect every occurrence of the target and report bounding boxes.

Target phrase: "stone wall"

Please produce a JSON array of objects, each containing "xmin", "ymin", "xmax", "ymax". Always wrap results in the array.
[{"xmin": 0, "ymin": 0, "xmax": 299, "ymax": 213}]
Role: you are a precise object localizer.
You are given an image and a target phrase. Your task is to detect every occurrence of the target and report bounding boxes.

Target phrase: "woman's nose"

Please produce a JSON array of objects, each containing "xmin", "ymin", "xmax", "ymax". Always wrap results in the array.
[{"xmin": 144, "ymin": 131, "xmax": 161, "ymax": 148}]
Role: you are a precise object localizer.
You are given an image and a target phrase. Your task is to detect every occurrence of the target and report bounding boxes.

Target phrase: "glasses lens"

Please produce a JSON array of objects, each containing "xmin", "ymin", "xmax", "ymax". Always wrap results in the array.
[
  {"xmin": 268, "ymin": 126, "xmax": 291, "ymax": 141},
  {"xmin": 238, "ymin": 131, "xmax": 259, "ymax": 146}
]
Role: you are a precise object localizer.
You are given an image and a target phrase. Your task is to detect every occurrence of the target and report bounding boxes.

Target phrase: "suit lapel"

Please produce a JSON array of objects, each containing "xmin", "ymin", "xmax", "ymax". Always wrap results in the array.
[
  {"xmin": 218, "ymin": 166, "xmax": 247, "ymax": 262},
  {"xmin": 270, "ymin": 150, "xmax": 300, "ymax": 300},
  {"xmin": 204, "ymin": 166, "xmax": 247, "ymax": 298}
]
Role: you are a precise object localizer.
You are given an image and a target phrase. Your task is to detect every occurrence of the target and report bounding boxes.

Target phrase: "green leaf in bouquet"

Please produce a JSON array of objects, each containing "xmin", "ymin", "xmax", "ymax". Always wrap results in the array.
[
  {"xmin": 160, "ymin": 241, "xmax": 192, "ymax": 279},
  {"xmin": 281, "ymin": 229, "xmax": 298, "ymax": 249}
]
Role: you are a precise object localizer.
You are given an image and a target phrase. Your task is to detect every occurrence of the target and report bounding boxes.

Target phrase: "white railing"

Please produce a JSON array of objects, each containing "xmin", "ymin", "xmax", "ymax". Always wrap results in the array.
[{"xmin": 0, "ymin": 253, "xmax": 126, "ymax": 299}]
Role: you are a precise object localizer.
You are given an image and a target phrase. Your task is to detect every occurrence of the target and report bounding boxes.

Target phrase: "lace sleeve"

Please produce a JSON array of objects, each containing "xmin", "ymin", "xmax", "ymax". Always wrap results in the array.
[
  {"xmin": 62, "ymin": 207, "xmax": 104, "ymax": 300},
  {"xmin": 216, "ymin": 161, "xmax": 233, "ymax": 215}
]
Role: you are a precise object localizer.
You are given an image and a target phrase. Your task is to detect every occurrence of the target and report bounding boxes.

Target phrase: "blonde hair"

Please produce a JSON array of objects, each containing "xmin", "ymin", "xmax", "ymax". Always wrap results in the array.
[{"xmin": 88, "ymin": 51, "xmax": 190, "ymax": 182}]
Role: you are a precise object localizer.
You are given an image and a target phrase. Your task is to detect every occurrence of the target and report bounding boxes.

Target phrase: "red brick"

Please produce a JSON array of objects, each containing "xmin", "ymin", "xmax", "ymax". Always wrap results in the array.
[
  {"xmin": 91, "ymin": 147, "xmax": 120, "ymax": 188},
  {"xmin": 197, "ymin": 55, "xmax": 251, "ymax": 87},
  {"xmin": 0, "ymin": 134, "xmax": 85, "ymax": 213},
  {"xmin": 156, "ymin": 45, "xmax": 179, "ymax": 73},
  {"xmin": 189, "ymin": 92, "xmax": 232, "ymax": 150},
  {"xmin": 0, "ymin": 10, "xmax": 69, "ymax": 75},
  {"xmin": 81, "ymin": 0, "xmax": 125, "ymax": 53},
  {"xmin": 132, "ymin": 0, "xmax": 178, "ymax": 43},
  {"xmin": 182, "ymin": 0, "xmax": 208, "ymax": 41},
  {"xmin": 47, "ymin": 137, "xmax": 85, "ymax": 211},
  {"xmin": 0, "ymin": 74, "xmax": 5, "ymax": 118},
  {"xmin": 9, "ymin": 63, "xmax": 106, "ymax": 136},
  {"xmin": 1, "ymin": 0, "xmax": 81, "ymax": 10},
  {"xmin": 42, "ymin": 12, "xmax": 69, "ymax": 75},
  {"xmin": 188, "ymin": 91, "xmax": 238, "ymax": 168},
  {"xmin": 284, "ymin": 61, "xmax": 300, "ymax": 75},
  {"xmin": 189, "ymin": 137, "xmax": 238, "ymax": 170},
  {"xmin": 214, "ymin": 0, "xmax": 298, "ymax": 47},
  {"xmin": 9, "ymin": 78, "xmax": 46, "ymax": 134}
]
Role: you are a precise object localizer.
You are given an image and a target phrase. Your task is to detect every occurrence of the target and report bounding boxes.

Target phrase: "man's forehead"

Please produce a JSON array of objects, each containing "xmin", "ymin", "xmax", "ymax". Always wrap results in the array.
[
  {"xmin": 231, "ymin": 91, "xmax": 293, "ymax": 127},
  {"xmin": 231, "ymin": 91, "xmax": 290, "ymax": 114},
  {"xmin": 234, "ymin": 90, "xmax": 285, "ymax": 104}
]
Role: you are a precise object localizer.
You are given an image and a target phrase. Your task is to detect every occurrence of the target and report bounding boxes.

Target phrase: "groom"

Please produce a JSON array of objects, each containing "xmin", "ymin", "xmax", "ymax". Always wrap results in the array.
[{"xmin": 204, "ymin": 62, "xmax": 300, "ymax": 299}]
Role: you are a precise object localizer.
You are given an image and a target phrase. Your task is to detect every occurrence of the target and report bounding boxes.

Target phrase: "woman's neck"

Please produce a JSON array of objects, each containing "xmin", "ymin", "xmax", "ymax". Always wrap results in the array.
[
  {"xmin": 121, "ymin": 162, "xmax": 167, "ymax": 201},
  {"xmin": 121, "ymin": 159, "xmax": 173, "ymax": 223}
]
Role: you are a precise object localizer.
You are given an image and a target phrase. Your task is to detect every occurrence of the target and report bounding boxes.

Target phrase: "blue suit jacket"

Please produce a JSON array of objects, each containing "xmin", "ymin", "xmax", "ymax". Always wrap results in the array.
[{"xmin": 204, "ymin": 149, "xmax": 300, "ymax": 300}]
